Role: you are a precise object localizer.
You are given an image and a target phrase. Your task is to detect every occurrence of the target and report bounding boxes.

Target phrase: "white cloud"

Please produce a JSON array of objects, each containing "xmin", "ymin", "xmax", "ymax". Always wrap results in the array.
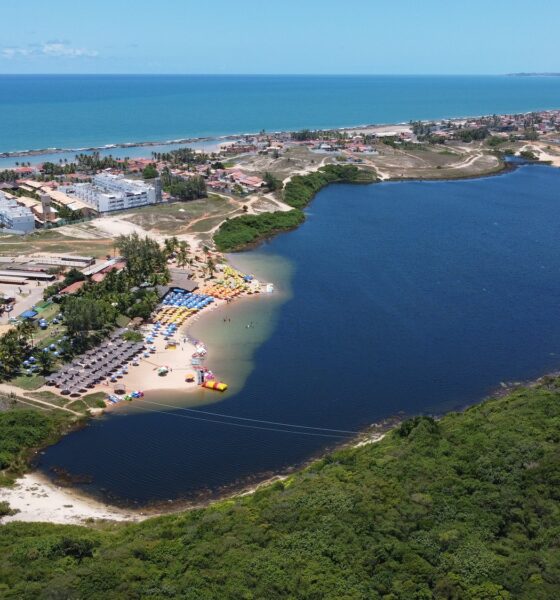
[
  {"xmin": 2, "ymin": 47, "xmax": 33, "ymax": 58},
  {"xmin": 1, "ymin": 42, "xmax": 98, "ymax": 59},
  {"xmin": 41, "ymin": 43, "xmax": 98, "ymax": 58}
]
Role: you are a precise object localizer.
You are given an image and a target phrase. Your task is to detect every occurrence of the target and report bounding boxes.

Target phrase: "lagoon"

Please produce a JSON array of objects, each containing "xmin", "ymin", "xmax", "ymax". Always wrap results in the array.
[{"xmin": 38, "ymin": 164, "xmax": 560, "ymax": 506}]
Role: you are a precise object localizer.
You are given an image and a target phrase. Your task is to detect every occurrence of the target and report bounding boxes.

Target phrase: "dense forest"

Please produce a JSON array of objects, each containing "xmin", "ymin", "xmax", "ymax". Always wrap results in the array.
[
  {"xmin": 214, "ymin": 165, "xmax": 377, "ymax": 251},
  {"xmin": 214, "ymin": 209, "xmax": 305, "ymax": 251},
  {"xmin": 160, "ymin": 169, "xmax": 207, "ymax": 201},
  {"xmin": 0, "ymin": 409, "xmax": 75, "ymax": 479},
  {"xmin": 283, "ymin": 164, "xmax": 377, "ymax": 209},
  {"xmin": 1, "ymin": 379, "xmax": 559, "ymax": 598}
]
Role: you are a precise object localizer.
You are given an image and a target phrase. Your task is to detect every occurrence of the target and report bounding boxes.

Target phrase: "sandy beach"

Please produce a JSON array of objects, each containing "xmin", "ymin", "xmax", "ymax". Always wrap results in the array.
[
  {"xmin": 0, "ymin": 428, "xmax": 384, "ymax": 526},
  {"xmin": 0, "ymin": 472, "xmax": 146, "ymax": 525},
  {"xmin": 126, "ymin": 302, "xmax": 225, "ymax": 394}
]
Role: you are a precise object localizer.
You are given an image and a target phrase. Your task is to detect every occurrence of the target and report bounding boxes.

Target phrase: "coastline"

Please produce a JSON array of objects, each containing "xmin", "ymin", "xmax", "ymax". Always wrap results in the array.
[
  {"xmin": 0, "ymin": 414, "xmax": 393, "ymax": 524},
  {"xmin": 0, "ymin": 134, "xmax": 232, "ymax": 161},
  {"xmin": 2, "ymin": 294, "xmax": 560, "ymax": 525},
  {"xmin": 3, "ymin": 359, "xmax": 550, "ymax": 525},
  {"xmin": 0, "ymin": 471, "xmax": 147, "ymax": 525},
  {"xmin": 2, "ymin": 106, "xmax": 557, "ymax": 161},
  {"xmin": 1, "ymin": 143, "xmax": 558, "ymax": 525}
]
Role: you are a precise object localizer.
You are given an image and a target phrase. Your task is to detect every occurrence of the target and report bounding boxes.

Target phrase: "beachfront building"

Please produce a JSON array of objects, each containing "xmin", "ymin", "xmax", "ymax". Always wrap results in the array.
[
  {"xmin": 62, "ymin": 173, "xmax": 162, "ymax": 213},
  {"xmin": 0, "ymin": 191, "xmax": 35, "ymax": 234}
]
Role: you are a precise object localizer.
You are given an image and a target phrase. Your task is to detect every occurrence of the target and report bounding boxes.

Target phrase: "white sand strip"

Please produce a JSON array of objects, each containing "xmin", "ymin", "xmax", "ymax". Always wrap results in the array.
[{"xmin": 0, "ymin": 473, "xmax": 146, "ymax": 525}]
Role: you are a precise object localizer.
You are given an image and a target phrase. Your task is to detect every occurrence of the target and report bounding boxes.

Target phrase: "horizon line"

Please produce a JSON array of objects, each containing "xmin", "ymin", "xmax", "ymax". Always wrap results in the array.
[{"xmin": 0, "ymin": 72, "xmax": 518, "ymax": 77}]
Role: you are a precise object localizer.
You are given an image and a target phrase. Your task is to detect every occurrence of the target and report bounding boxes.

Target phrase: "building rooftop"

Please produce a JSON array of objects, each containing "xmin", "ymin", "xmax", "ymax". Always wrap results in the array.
[{"xmin": 59, "ymin": 280, "xmax": 86, "ymax": 295}]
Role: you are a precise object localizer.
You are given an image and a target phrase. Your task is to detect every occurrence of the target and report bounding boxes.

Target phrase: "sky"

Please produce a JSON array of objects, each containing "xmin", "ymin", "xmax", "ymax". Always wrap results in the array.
[{"xmin": 1, "ymin": 0, "xmax": 558, "ymax": 75}]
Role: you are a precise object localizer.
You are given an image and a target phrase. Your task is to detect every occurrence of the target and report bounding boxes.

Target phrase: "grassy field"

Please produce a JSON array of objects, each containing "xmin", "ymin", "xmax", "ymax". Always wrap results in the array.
[
  {"xmin": 363, "ymin": 141, "xmax": 507, "ymax": 180},
  {"xmin": 0, "ymin": 229, "xmax": 113, "ymax": 258},
  {"xmin": 10, "ymin": 375, "xmax": 46, "ymax": 391},
  {"xmin": 121, "ymin": 195, "xmax": 238, "ymax": 235},
  {"xmin": 236, "ymin": 145, "xmax": 336, "ymax": 180},
  {"xmin": 27, "ymin": 391, "xmax": 69, "ymax": 407}
]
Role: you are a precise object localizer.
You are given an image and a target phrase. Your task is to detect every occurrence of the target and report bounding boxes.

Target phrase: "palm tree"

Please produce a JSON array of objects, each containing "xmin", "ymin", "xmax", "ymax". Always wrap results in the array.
[
  {"xmin": 163, "ymin": 236, "xmax": 180, "ymax": 258},
  {"xmin": 176, "ymin": 241, "xmax": 189, "ymax": 269},
  {"xmin": 36, "ymin": 350, "xmax": 54, "ymax": 375},
  {"xmin": 206, "ymin": 257, "xmax": 215, "ymax": 279},
  {"xmin": 17, "ymin": 319, "xmax": 35, "ymax": 349}
]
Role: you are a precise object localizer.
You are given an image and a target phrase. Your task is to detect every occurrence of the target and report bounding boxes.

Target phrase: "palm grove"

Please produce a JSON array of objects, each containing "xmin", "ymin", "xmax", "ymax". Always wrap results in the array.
[{"xmin": 0, "ymin": 234, "xmax": 174, "ymax": 382}]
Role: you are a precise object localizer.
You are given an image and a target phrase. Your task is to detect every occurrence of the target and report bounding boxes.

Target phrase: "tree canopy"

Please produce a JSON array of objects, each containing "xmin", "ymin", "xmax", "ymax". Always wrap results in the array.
[{"xmin": 1, "ymin": 381, "xmax": 560, "ymax": 598}]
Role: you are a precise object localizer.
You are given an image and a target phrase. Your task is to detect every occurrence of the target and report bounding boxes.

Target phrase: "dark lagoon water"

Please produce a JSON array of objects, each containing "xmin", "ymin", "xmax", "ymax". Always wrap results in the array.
[{"xmin": 38, "ymin": 164, "xmax": 560, "ymax": 506}]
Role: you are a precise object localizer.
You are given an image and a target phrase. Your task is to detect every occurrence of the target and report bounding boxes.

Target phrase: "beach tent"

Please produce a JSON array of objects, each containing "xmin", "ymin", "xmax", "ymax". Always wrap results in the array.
[{"xmin": 20, "ymin": 309, "xmax": 38, "ymax": 320}]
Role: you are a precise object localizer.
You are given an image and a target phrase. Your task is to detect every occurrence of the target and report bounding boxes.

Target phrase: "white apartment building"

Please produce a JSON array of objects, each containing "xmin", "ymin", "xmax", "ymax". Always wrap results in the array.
[
  {"xmin": 0, "ymin": 192, "xmax": 35, "ymax": 234},
  {"xmin": 63, "ymin": 174, "xmax": 161, "ymax": 213}
]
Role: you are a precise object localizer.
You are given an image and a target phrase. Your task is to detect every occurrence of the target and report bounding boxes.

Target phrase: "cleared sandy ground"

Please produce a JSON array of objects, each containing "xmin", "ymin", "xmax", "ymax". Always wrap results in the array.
[{"xmin": 0, "ymin": 473, "xmax": 145, "ymax": 525}]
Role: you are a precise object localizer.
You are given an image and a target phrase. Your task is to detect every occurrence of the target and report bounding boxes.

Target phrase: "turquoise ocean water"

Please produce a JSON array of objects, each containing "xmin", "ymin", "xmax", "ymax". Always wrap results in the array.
[{"xmin": 2, "ymin": 75, "xmax": 560, "ymax": 154}]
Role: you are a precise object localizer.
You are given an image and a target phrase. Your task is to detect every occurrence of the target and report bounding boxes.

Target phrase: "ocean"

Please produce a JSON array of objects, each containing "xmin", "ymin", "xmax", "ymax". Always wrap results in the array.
[
  {"xmin": 2, "ymin": 74, "xmax": 560, "ymax": 155},
  {"xmin": 37, "ymin": 163, "xmax": 560, "ymax": 506}
]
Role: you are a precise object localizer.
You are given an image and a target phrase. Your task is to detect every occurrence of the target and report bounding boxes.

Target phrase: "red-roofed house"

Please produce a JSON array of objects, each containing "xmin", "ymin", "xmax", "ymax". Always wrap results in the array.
[{"xmin": 59, "ymin": 280, "xmax": 86, "ymax": 295}]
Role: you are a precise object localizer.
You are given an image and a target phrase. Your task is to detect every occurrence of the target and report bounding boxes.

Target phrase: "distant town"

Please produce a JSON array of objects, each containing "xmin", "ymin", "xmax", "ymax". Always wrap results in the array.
[{"xmin": 1, "ymin": 108, "xmax": 559, "ymax": 237}]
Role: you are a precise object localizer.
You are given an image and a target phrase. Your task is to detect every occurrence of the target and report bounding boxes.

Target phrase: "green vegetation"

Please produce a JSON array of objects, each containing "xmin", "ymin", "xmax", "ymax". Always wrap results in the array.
[
  {"xmin": 411, "ymin": 120, "xmax": 436, "ymax": 137},
  {"xmin": 0, "ymin": 501, "xmax": 17, "ymax": 517},
  {"xmin": 27, "ymin": 391, "xmax": 70, "ymax": 408},
  {"xmin": 283, "ymin": 164, "xmax": 376, "ymax": 210},
  {"xmin": 0, "ymin": 321, "xmax": 37, "ymax": 381},
  {"xmin": 74, "ymin": 153, "xmax": 122, "ymax": 173},
  {"xmin": 142, "ymin": 164, "xmax": 158, "ymax": 179},
  {"xmin": 10, "ymin": 375, "xmax": 46, "ymax": 391},
  {"xmin": 80, "ymin": 392, "xmax": 108, "ymax": 409},
  {"xmin": 523, "ymin": 129, "xmax": 539, "ymax": 141},
  {"xmin": 263, "ymin": 171, "xmax": 283, "ymax": 191},
  {"xmin": 151, "ymin": 147, "xmax": 210, "ymax": 166},
  {"xmin": 1, "ymin": 382, "xmax": 559, "ymax": 597},
  {"xmin": 0, "ymin": 234, "xmax": 170, "ymax": 385},
  {"xmin": 486, "ymin": 136, "xmax": 508, "ymax": 148},
  {"xmin": 214, "ymin": 165, "xmax": 376, "ymax": 251},
  {"xmin": 43, "ymin": 267, "xmax": 86, "ymax": 300},
  {"xmin": 161, "ymin": 169, "xmax": 207, "ymax": 201},
  {"xmin": 0, "ymin": 409, "xmax": 75, "ymax": 476},
  {"xmin": 120, "ymin": 195, "xmax": 232, "ymax": 235},
  {"xmin": 121, "ymin": 330, "xmax": 144, "ymax": 343},
  {"xmin": 520, "ymin": 150, "xmax": 538, "ymax": 161},
  {"xmin": 214, "ymin": 209, "xmax": 305, "ymax": 252},
  {"xmin": 454, "ymin": 128, "xmax": 489, "ymax": 142},
  {"xmin": 53, "ymin": 234, "xmax": 169, "ymax": 350},
  {"xmin": 0, "ymin": 170, "xmax": 18, "ymax": 183},
  {"xmin": 36, "ymin": 234, "xmax": 168, "ymax": 361},
  {"xmin": 291, "ymin": 128, "xmax": 316, "ymax": 141},
  {"xmin": 41, "ymin": 161, "xmax": 77, "ymax": 177}
]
